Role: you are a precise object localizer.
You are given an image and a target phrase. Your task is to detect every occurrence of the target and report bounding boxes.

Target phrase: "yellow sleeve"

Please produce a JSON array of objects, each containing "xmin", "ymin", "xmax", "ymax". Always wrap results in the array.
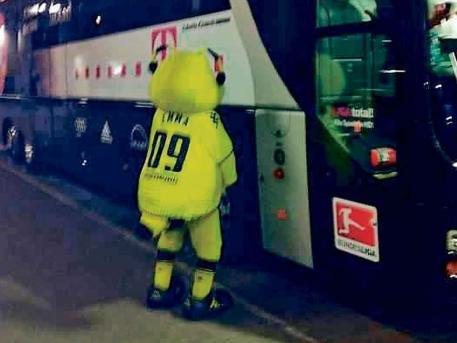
[
  {"xmin": 202, "ymin": 111, "xmax": 238, "ymax": 186},
  {"xmin": 220, "ymin": 152, "xmax": 237, "ymax": 187}
]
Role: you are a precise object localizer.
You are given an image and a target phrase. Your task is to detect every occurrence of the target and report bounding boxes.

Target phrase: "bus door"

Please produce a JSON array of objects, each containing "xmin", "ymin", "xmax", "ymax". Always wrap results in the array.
[
  {"xmin": 248, "ymin": 0, "xmax": 417, "ymax": 294},
  {"xmin": 312, "ymin": 0, "xmax": 413, "ymax": 292}
]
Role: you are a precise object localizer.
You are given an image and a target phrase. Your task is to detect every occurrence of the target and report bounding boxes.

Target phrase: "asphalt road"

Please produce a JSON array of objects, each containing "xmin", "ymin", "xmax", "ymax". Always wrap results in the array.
[{"xmin": 0, "ymin": 160, "xmax": 457, "ymax": 343}]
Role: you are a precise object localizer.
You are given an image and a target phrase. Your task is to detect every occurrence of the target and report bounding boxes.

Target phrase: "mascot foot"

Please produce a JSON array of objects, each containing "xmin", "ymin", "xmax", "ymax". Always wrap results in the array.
[
  {"xmin": 182, "ymin": 289, "xmax": 234, "ymax": 320},
  {"xmin": 146, "ymin": 278, "xmax": 186, "ymax": 309}
]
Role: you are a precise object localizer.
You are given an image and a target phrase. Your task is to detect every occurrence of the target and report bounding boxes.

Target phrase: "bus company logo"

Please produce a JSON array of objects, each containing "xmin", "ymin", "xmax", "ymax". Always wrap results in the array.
[
  {"xmin": 333, "ymin": 198, "xmax": 380, "ymax": 262},
  {"xmin": 151, "ymin": 27, "xmax": 177, "ymax": 60},
  {"xmin": 100, "ymin": 120, "xmax": 113, "ymax": 144},
  {"xmin": 130, "ymin": 124, "xmax": 148, "ymax": 151},
  {"xmin": 74, "ymin": 117, "xmax": 87, "ymax": 137},
  {"xmin": 182, "ymin": 16, "xmax": 231, "ymax": 31}
]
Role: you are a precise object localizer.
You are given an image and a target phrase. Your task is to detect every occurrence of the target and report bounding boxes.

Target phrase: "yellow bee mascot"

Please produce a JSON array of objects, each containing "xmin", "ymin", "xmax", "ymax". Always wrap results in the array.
[{"xmin": 138, "ymin": 45, "xmax": 237, "ymax": 320}]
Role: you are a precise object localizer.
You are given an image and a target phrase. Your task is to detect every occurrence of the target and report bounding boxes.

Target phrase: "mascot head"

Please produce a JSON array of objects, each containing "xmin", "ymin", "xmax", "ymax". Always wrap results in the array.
[{"xmin": 148, "ymin": 46, "xmax": 226, "ymax": 114}]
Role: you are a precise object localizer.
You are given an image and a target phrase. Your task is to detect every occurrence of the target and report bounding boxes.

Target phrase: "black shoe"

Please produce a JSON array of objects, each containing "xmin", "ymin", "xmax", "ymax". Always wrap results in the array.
[
  {"xmin": 181, "ymin": 289, "xmax": 234, "ymax": 320},
  {"xmin": 146, "ymin": 278, "xmax": 186, "ymax": 309}
]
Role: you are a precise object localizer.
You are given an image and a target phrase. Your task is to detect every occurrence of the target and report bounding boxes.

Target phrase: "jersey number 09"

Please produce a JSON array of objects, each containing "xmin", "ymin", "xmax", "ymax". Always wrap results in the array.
[{"xmin": 148, "ymin": 131, "xmax": 190, "ymax": 172}]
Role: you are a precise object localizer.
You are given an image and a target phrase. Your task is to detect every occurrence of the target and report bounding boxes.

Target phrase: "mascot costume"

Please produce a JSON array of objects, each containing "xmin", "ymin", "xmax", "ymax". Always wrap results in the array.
[{"xmin": 138, "ymin": 45, "xmax": 237, "ymax": 320}]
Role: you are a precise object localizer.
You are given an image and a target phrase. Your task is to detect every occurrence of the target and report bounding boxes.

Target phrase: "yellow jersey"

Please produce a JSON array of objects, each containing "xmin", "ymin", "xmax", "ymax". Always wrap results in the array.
[{"xmin": 138, "ymin": 108, "xmax": 237, "ymax": 219}]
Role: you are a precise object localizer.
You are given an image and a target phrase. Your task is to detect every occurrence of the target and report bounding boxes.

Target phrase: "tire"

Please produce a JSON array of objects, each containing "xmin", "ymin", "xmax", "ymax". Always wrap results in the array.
[
  {"xmin": 10, "ymin": 128, "xmax": 25, "ymax": 164},
  {"xmin": 5, "ymin": 126, "xmax": 14, "ymax": 150},
  {"xmin": 25, "ymin": 141, "xmax": 43, "ymax": 174},
  {"xmin": 2, "ymin": 118, "xmax": 13, "ymax": 148}
]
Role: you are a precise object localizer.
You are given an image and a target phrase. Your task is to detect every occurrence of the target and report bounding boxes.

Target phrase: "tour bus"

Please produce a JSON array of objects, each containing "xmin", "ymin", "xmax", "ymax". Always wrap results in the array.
[{"xmin": 1, "ymin": 0, "xmax": 457, "ymax": 307}]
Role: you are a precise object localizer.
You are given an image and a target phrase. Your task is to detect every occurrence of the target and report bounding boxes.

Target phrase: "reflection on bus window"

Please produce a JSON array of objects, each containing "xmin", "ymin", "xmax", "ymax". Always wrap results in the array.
[
  {"xmin": 427, "ymin": 1, "xmax": 457, "ymax": 162},
  {"xmin": 318, "ymin": 0, "xmax": 377, "ymax": 27},
  {"xmin": 316, "ymin": 32, "xmax": 399, "ymax": 175},
  {"xmin": 428, "ymin": 0, "xmax": 457, "ymax": 76}
]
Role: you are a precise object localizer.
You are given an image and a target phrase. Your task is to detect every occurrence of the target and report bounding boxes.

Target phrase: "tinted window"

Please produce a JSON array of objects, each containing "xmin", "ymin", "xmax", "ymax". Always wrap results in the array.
[
  {"xmin": 316, "ymin": 1, "xmax": 403, "ymax": 177},
  {"xmin": 74, "ymin": 0, "xmax": 230, "ymax": 42},
  {"xmin": 317, "ymin": 0, "xmax": 395, "ymax": 27},
  {"xmin": 30, "ymin": 0, "xmax": 230, "ymax": 48},
  {"xmin": 426, "ymin": 0, "xmax": 457, "ymax": 162}
]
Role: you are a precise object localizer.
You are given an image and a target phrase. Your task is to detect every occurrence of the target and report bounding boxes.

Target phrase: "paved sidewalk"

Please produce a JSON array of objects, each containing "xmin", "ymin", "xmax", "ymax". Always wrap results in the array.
[{"xmin": 1, "ymin": 159, "xmax": 455, "ymax": 343}]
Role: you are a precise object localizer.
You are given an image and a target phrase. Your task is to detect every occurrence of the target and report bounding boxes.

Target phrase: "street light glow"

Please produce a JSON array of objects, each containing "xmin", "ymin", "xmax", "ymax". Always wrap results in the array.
[
  {"xmin": 0, "ymin": 25, "xmax": 6, "ymax": 46},
  {"xmin": 49, "ymin": 3, "xmax": 62, "ymax": 14},
  {"xmin": 39, "ymin": 2, "xmax": 47, "ymax": 13}
]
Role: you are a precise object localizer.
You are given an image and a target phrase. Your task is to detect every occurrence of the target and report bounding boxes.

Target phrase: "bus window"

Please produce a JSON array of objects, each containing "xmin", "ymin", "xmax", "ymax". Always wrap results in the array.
[
  {"xmin": 317, "ymin": 34, "xmax": 398, "ymax": 137},
  {"xmin": 75, "ymin": 0, "xmax": 230, "ymax": 41},
  {"xmin": 427, "ymin": 0, "xmax": 457, "ymax": 162},
  {"xmin": 428, "ymin": 1, "xmax": 457, "ymax": 76},
  {"xmin": 318, "ymin": 0, "xmax": 377, "ymax": 27},
  {"xmin": 26, "ymin": 0, "xmax": 230, "ymax": 47},
  {"xmin": 316, "ymin": 1, "xmax": 402, "ymax": 178}
]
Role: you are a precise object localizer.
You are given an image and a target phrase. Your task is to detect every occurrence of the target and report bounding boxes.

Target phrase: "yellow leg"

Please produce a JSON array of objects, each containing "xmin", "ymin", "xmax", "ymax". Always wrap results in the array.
[
  {"xmin": 188, "ymin": 209, "xmax": 221, "ymax": 299},
  {"xmin": 154, "ymin": 258, "xmax": 174, "ymax": 291},
  {"xmin": 140, "ymin": 213, "xmax": 169, "ymax": 238},
  {"xmin": 191, "ymin": 261, "xmax": 217, "ymax": 300},
  {"xmin": 152, "ymin": 219, "xmax": 185, "ymax": 291},
  {"xmin": 188, "ymin": 209, "xmax": 222, "ymax": 261}
]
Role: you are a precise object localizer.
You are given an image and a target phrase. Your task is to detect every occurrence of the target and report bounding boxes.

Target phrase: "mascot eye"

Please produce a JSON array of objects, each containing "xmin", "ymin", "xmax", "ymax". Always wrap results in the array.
[
  {"xmin": 216, "ymin": 72, "xmax": 226, "ymax": 86},
  {"xmin": 207, "ymin": 48, "xmax": 225, "ymax": 86},
  {"xmin": 149, "ymin": 61, "xmax": 158, "ymax": 74}
]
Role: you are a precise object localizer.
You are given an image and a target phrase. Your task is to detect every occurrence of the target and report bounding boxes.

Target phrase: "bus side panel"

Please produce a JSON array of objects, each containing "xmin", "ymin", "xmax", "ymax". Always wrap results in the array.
[
  {"xmin": 219, "ymin": 107, "xmax": 261, "ymax": 263},
  {"xmin": 81, "ymin": 101, "xmax": 151, "ymax": 201},
  {"xmin": 46, "ymin": 99, "xmax": 151, "ymax": 203},
  {"xmin": 29, "ymin": 98, "xmax": 53, "ymax": 154},
  {"xmin": 44, "ymin": 100, "xmax": 89, "ymax": 177}
]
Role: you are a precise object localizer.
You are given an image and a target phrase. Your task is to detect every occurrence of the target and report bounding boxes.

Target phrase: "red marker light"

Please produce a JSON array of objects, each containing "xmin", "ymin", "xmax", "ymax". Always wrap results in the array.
[
  {"xmin": 370, "ymin": 148, "xmax": 397, "ymax": 168},
  {"xmin": 135, "ymin": 62, "xmax": 142, "ymax": 77},
  {"xmin": 446, "ymin": 260, "xmax": 457, "ymax": 279},
  {"xmin": 276, "ymin": 208, "xmax": 289, "ymax": 221},
  {"xmin": 273, "ymin": 168, "xmax": 285, "ymax": 180}
]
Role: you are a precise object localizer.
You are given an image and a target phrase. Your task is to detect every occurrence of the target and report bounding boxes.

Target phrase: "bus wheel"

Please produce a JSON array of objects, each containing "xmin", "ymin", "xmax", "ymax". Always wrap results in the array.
[
  {"xmin": 2, "ymin": 118, "xmax": 13, "ymax": 149},
  {"xmin": 25, "ymin": 142, "xmax": 43, "ymax": 174},
  {"xmin": 10, "ymin": 129, "xmax": 25, "ymax": 164},
  {"xmin": 5, "ymin": 125, "xmax": 16, "ymax": 151}
]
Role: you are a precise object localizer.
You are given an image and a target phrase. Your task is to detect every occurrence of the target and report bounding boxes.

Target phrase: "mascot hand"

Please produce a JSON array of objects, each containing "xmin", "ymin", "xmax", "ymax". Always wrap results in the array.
[{"xmin": 219, "ymin": 191, "xmax": 230, "ymax": 218}]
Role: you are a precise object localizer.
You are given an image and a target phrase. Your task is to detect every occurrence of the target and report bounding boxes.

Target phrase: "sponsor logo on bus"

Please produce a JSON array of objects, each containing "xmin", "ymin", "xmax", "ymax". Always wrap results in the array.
[
  {"xmin": 130, "ymin": 124, "xmax": 148, "ymax": 151},
  {"xmin": 100, "ymin": 121, "xmax": 113, "ymax": 144},
  {"xmin": 331, "ymin": 105, "xmax": 375, "ymax": 132},
  {"xmin": 332, "ymin": 105, "xmax": 374, "ymax": 119},
  {"xmin": 333, "ymin": 118, "xmax": 374, "ymax": 130},
  {"xmin": 74, "ymin": 117, "xmax": 87, "ymax": 137},
  {"xmin": 333, "ymin": 198, "xmax": 379, "ymax": 262},
  {"xmin": 151, "ymin": 27, "xmax": 177, "ymax": 59}
]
